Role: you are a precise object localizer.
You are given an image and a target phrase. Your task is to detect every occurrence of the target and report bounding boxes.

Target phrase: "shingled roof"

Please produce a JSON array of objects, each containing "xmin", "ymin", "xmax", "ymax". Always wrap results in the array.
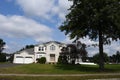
[{"xmin": 16, "ymin": 48, "xmax": 34, "ymax": 54}]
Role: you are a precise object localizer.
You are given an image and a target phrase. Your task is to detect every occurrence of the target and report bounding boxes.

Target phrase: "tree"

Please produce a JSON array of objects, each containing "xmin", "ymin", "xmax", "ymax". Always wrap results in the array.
[
  {"xmin": 110, "ymin": 51, "xmax": 120, "ymax": 63},
  {"xmin": 8, "ymin": 54, "xmax": 14, "ymax": 63},
  {"xmin": 59, "ymin": 41, "xmax": 87, "ymax": 64},
  {"xmin": 93, "ymin": 52, "xmax": 109, "ymax": 64},
  {"xmin": 115, "ymin": 51, "xmax": 120, "ymax": 63},
  {"xmin": 0, "ymin": 53, "xmax": 6, "ymax": 62},
  {"xmin": 58, "ymin": 55, "xmax": 68, "ymax": 64},
  {"xmin": 25, "ymin": 45, "xmax": 34, "ymax": 49},
  {"xmin": 77, "ymin": 41, "xmax": 88, "ymax": 61},
  {"xmin": 0, "ymin": 38, "xmax": 6, "ymax": 53},
  {"xmin": 59, "ymin": 0, "xmax": 120, "ymax": 70},
  {"xmin": 20, "ymin": 44, "xmax": 34, "ymax": 51}
]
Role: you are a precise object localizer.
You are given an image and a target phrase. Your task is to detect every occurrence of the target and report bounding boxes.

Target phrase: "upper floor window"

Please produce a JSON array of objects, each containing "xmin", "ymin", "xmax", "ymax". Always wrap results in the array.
[
  {"xmin": 50, "ymin": 45, "xmax": 55, "ymax": 51},
  {"xmin": 39, "ymin": 47, "xmax": 44, "ymax": 51}
]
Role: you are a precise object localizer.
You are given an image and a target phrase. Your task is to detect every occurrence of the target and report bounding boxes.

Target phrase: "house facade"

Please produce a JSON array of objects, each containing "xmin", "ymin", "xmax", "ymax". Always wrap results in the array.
[
  {"xmin": 13, "ymin": 48, "xmax": 35, "ymax": 64},
  {"xmin": 13, "ymin": 41, "xmax": 66, "ymax": 64}
]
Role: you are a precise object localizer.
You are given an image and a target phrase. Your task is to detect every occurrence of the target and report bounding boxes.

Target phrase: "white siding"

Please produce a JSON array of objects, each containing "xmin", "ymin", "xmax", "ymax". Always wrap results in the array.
[
  {"xmin": 45, "ymin": 42, "xmax": 61, "ymax": 63},
  {"xmin": 14, "ymin": 41, "xmax": 67, "ymax": 64},
  {"xmin": 13, "ymin": 51, "xmax": 34, "ymax": 64}
]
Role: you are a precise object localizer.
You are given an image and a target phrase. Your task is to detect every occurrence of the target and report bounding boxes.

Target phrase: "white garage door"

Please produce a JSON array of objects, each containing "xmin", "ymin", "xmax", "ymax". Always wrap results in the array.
[
  {"xmin": 15, "ymin": 56, "xmax": 33, "ymax": 64},
  {"xmin": 24, "ymin": 57, "xmax": 34, "ymax": 64},
  {"xmin": 15, "ymin": 56, "xmax": 24, "ymax": 64}
]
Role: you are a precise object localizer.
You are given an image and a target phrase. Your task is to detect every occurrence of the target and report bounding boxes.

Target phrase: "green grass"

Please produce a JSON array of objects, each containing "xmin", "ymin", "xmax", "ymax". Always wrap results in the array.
[
  {"xmin": 0, "ymin": 62, "xmax": 9, "ymax": 64},
  {"xmin": 0, "ymin": 76, "xmax": 120, "ymax": 80},
  {"xmin": 0, "ymin": 64, "xmax": 120, "ymax": 74}
]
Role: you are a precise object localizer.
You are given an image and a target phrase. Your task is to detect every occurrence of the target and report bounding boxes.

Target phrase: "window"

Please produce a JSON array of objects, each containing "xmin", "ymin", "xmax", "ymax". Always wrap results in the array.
[
  {"xmin": 50, "ymin": 45, "xmax": 55, "ymax": 51},
  {"xmin": 16, "ymin": 56, "xmax": 23, "ymax": 58},
  {"xmin": 39, "ymin": 47, "xmax": 44, "ymax": 51},
  {"xmin": 39, "ymin": 55, "xmax": 42, "ymax": 58},
  {"xmin": 37, "ymin": 55, "xmax": 42, "ymax": 58},
  {"xmin": 25, "ymin": 57, "xmax": 32, "ymax": 58}
]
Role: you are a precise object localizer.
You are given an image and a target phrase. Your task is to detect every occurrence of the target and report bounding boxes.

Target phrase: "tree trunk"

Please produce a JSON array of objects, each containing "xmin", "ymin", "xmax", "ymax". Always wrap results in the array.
[{"xmin": 99, "ymin": 30, "xmax": 104, "ymax": 71}]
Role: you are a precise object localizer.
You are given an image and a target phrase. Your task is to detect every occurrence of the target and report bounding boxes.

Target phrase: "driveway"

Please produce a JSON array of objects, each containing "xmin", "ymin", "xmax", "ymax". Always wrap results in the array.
[{"xmin": 0, "ymin": 63, "xmax": 21, "ymax": 68}]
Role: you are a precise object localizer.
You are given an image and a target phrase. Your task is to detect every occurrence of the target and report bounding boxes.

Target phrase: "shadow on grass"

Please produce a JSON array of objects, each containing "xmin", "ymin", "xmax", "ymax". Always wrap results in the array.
[{"xmin": 54, "ymin": 64, "xmax": 120, "ymax": 73}]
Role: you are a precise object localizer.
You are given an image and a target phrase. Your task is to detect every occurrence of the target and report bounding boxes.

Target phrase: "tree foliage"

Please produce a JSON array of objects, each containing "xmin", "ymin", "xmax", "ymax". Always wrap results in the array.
[
  {"xmin": 0, "ymin": 53, "xmax": 6, "ymax": 62},
  {"xmin": 109, "ymin": 51, "xmax": 120, "ymax": 63},
  {"xmin": 7, "ymin": 54, "xmax": 14, "ymax": 63},
  {"xmin": 59, "ymin": 0, "xmax": 120, "ymax": 70},
  {"xmin": 0, "ymin": 38, "xmax": 6, "ymax": 53},
  {"xmin": 58, "ymin": 55, "xmax": 68, "ymax": 64},
  {"xmin": 20, "ymin": 45, "xmax": 34, "ymax": 51},
  {"xmin": 59, "ymin": 41, "xmax": 87, "ymax": 64},
  {"xmin": 93, "ymin": 52, "xmax": 109, "ymax": 64}
]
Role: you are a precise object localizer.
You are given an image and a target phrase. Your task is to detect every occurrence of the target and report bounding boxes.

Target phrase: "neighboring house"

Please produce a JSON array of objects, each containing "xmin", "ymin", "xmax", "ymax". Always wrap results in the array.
[{"xmin": 13, "ymin": 41, "xmax": 66, "ymax": 64}]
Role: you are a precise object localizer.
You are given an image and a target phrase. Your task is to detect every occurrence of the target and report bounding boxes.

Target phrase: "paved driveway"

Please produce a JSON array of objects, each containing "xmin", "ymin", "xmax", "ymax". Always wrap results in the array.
[{"xmin": 0, "ymin": 63, "xmax": 21, "ymax": 68}]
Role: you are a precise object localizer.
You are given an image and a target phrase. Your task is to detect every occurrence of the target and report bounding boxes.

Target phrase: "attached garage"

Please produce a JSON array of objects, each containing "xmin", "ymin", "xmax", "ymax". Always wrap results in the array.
[
  {"xmin": 14, "ymin": 56, "xmax": 34, "ymax": 64},
  {"xmin": 13, "ymin": 48, "xmax": 35, "ymax": 64},
  {"xmin": 24, "ymin": 57, "xmax": 34, "ymax": 64},
  {"xmin": 15, "ymin": 56, "xmax": 24, "ymax": 64}
]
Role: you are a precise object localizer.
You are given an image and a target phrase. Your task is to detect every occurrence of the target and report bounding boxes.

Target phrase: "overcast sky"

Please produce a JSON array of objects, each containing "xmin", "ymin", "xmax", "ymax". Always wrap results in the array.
[{"xmin": 0, "ymin": 0, "xmax": 119, "ymax": 56}]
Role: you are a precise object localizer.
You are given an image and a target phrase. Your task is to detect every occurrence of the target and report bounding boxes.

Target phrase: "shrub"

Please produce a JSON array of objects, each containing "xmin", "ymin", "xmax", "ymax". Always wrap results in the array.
[
  {"xmin": 93, "ymin": 52, "xmax": 109, "ymax": 64},
  {"xmin": 58, "ymin": 56, "xmax": 62, "ymax": 64},
  {"xmin": 37, "ymin": 57, "xmax": 46, "ymax": 64},
  {"xmin": 0, "ymin": 53, "xmax": 6, "ymax": 62},
  {"xmin": 58, "ymin": 56, "xmax": 68, "ymax": 64}
]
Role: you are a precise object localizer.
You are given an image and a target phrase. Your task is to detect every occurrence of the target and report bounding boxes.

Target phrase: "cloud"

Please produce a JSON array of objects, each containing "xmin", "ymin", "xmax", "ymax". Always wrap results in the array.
[
  {"xmin": 63, "ymin": 36, "xmax": 120, "ymax": 56},
  {"xmin": 16, "ymin": 0, "xmax": 72, "ymax": 21},
  {"xmin": 0, "ymin": 14, "xmax": 53, "ymax": 42},
  {"xmin": 3, "ymin": 41, "xmax": 24, "ymax": 53},
  {"xmin": 104, "ymin": 41, "xmax": 120, "ymax": 55}
]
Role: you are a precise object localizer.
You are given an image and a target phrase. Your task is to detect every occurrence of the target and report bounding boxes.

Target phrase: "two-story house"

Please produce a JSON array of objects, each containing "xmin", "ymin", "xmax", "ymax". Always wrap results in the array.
[{"xmin": 13, "ymin": 41, "xmax": 66, "ymax": 64}]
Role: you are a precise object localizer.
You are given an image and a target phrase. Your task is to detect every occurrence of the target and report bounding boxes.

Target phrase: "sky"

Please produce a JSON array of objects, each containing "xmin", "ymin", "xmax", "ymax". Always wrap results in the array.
[{"xmin": 0, "ymin": 0, "xmax": 119, "ymax": 56}]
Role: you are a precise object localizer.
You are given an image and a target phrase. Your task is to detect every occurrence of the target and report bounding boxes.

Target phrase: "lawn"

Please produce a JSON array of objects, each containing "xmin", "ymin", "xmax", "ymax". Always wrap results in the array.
[
  {"xmin": 0, "ymin": 63, "xmax": 120, "ymax": 74},
  {"xmin": 0, "ymin": 76, "xmax": 120, "ymax": 80}
]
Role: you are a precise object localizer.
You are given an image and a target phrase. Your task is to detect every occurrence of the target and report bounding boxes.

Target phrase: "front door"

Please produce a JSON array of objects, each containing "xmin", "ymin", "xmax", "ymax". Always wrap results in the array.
[{"xmin": 50, "ymin": 54, "xmax": 55, "ymax": 62}]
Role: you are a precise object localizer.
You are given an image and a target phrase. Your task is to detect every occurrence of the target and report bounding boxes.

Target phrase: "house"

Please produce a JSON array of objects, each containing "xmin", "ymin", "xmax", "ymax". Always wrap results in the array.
[
  {"xmin": 13, "ymin": 41, "xmax": 66, "ymax": 64},
  {"xmin": 13, "ymin": 48, "xmax": 35, "ymax": 64}
]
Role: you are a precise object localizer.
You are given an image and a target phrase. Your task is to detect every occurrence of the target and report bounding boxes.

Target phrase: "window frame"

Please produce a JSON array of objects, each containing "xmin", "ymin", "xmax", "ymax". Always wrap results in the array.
[
  {"xmin": 50, "ymin": 45, "xmax": 56, "ymax": 51},
  {"xmin": 39, "ymin": 46, "xmax": 44, "ymax": 51}
]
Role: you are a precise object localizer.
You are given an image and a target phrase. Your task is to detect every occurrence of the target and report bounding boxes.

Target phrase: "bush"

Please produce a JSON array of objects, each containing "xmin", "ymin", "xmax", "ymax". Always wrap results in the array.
[
  {"xmin": 58, "ymin": 56, "xmax": 62, "ymax": 64},
  {"xmin": 58, "ymin": 56, "xmax": 68, "ymax": 64},
  {"xmin": 93, "ymin": 53, "xmax": 109, "ymax": 64},
  {"xmin": 0, "ymin": 53, "xmax": 6, "ymax": 62},
  {"xmin": 37, "ymin": 57, "xmax": 46, "ymax": 64}
]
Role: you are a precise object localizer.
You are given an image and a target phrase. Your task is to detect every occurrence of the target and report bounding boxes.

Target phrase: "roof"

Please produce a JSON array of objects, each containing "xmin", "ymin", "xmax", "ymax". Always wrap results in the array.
[
  {"xmin": 45, "ymin": 41, "xmax": 62, "ymax": 44},
  {"xmin": 16, "ymin": 48, "xmax": 34, "ymax": 54},
  {"xmin": 36, "ymin": 52, "xmax": 46, "ymax": 54},
  {"xmin": 36, "ymin": 41, "xmax": 65, "ymax": 46}
]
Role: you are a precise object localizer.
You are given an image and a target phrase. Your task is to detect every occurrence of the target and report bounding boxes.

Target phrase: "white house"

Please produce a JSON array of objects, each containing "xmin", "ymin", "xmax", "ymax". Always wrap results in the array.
[
  {"xmin": 13, "ymin": 48, "xmax": 35, "ymax": 64},
  {"xmin": 13, "ymin": 41, "xmax": 66, "ymax": 64}
]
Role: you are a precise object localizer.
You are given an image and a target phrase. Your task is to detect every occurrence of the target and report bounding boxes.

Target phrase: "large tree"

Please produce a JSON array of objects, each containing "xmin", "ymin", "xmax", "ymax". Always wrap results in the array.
[
  {"xmin": 59, "ymin": 0, "xmax": 120, "ymax": 70},
  {"xmin": 0, "ymin": 38, "xmax": 6, "ymax": 53}
]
